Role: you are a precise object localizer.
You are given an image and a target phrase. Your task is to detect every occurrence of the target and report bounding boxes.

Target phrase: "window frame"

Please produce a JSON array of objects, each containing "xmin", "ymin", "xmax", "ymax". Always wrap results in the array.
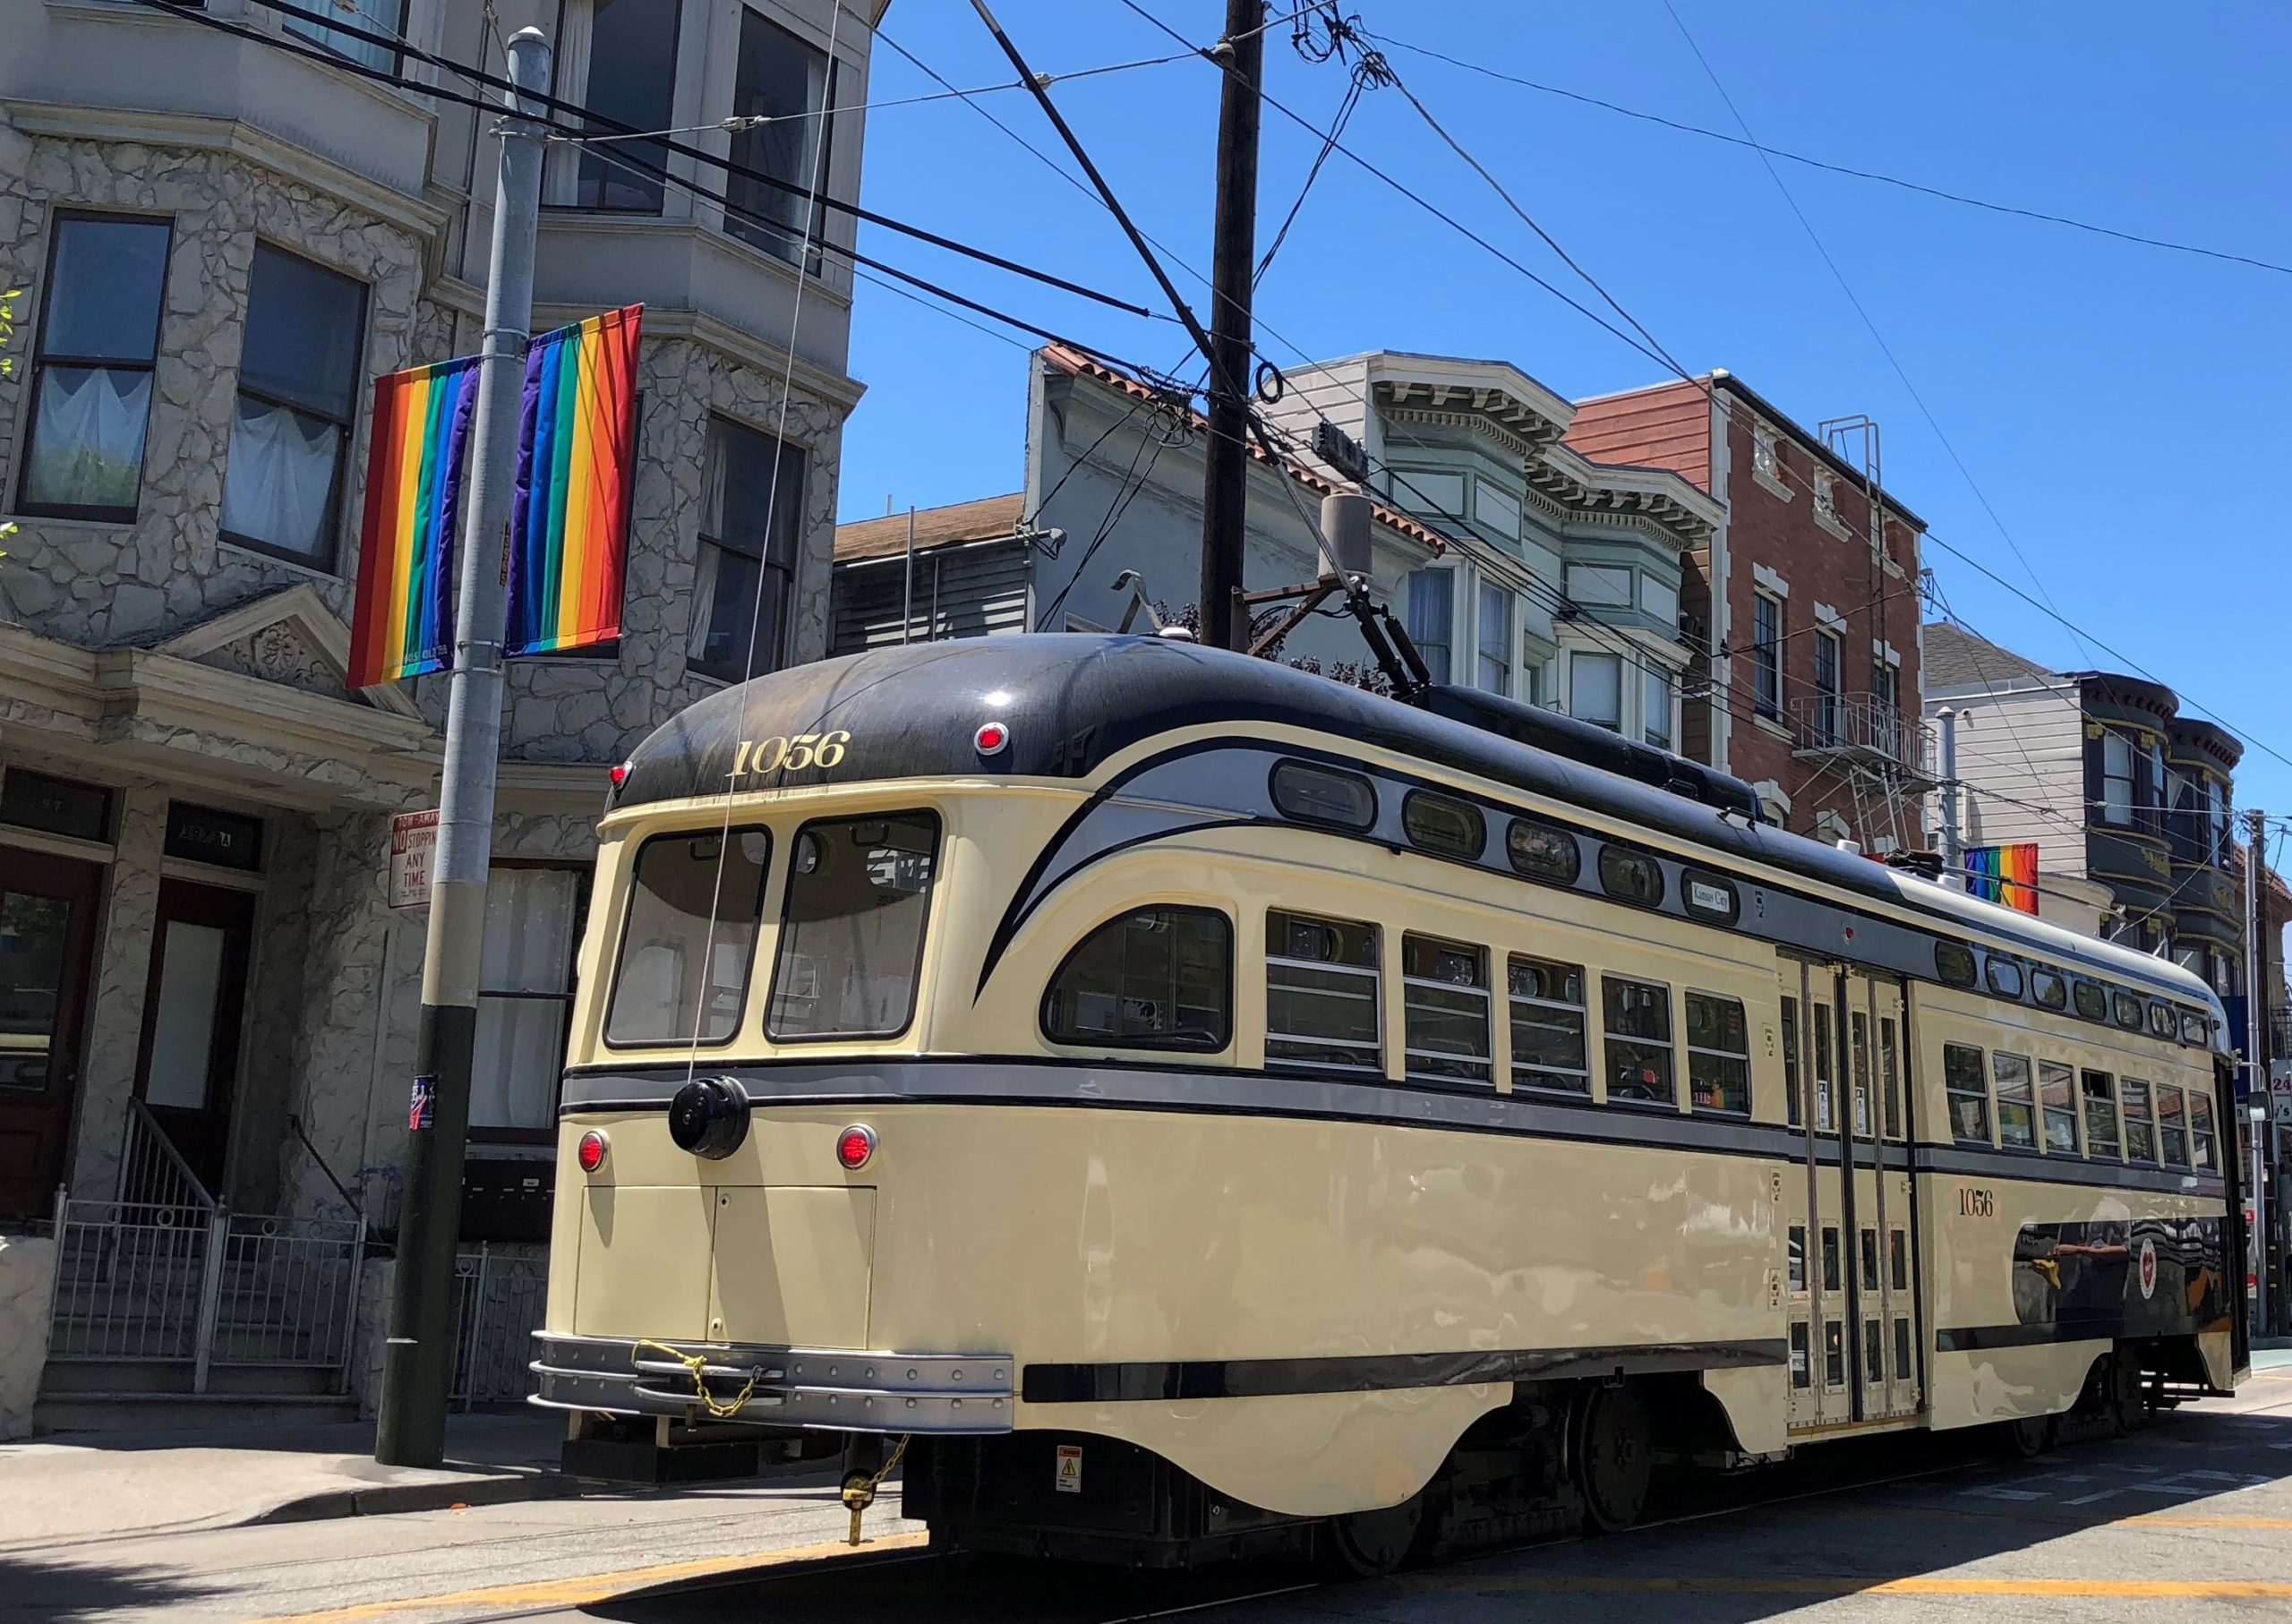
[
  {"xmin": 1269, "ymin": 759, "xmax": 1376, "ymax": 833},
  {"xmin": 1263, "ymin": 909, "xmax": 1381, "ymax": 1076},
  {"xmin": 1503, "ymin": 816, "xmax": 1580, "ymax": 885},
  {"xmin": 688, "ymin": 414, "xmax": 808, "ymax": 685},
  {"xmin": 1399, "ymin": 932, "xmax": 1493, "ymax": 1088},
  {"xmin": 1475, "ymin": 580, "xmax": 1512, "ymax": 697},
  {"xmin": 1985, "ymin": 955, "xmax": 2025, "ymax": 1000},
  {"xmin": 283, "ymin": 0, "xmax": 409, "ymax": 73},
  {"xmin": 1039, "ymin": 902, "xmax": 1234, "ymax": 1055},
  {"xmin": 1508, "ymin": 953, "xmax": 1589, "ymax": 1098},
  {"xmin": 469, "ymin": 859, "xmax": 591, "ymax": 1145},
  {"xmin": 2030, "ymin": 969, "xmax": 2067, "ymax": 1012},
  {"xmin": 2122, "ymin": 1077, "xmax": 2158, "ymax": 1163},
  {"xmin": 218, "ymin": 240, "xmax": 369, "ymax": 569},
  {"xmin": 2155, "ymin": 1081, "xmax": 2189, "ymax": 1167},
  {"xmin": 1596, "ymin": 843, "xmax": 1665, "ymax": 910},
  {"xmin": 1600, "ymin": 973, "xmax": 1676, "ymax": 1108},
  {"xmin": 563, "ymin": 0, "xmax": 688, "ymax": 215},
  {"xmin": 601, "ymin": 825, "xmax": 774, "ymax": 1051},
  {"xmin": 1751, "ymin": 593, "xmax": 1783, "ymax": 720},
  {"xmin": 1683, "ymin": 988, "xmax": 1752, "ymax": 1116},
  {"xmin": 1569, "ymin": 649, "xmax": 1624, "ymax": 732},
  {"xmin": 1992, "ymin": 1051, "xmax": 2037, "ymax": 1150},
  {"xmin": 1935, "ymin": 941, "xmax": 1978, "ymax": 988},
  {"xmin": 2036, "ymin": 1058, "xmax": 2079, "ymax": 1157},
  {"xmin": 1943, "ymin": 1041, "xmax": 1991, "ymax": 1145},
  {"xmin": 2081, "ymin": 1069, "xmax": 2121, "ymax": 1160},
  {"xmin": 1400, "ymin": 790, "xmax": 1486, "ymax": 861},
  {"xmin": 766, "ymin": 810, "xmax": 942, "ymax": 1044},
  {"xmin": 1811, "ymin": 628, "xmax": 1842, "ymax": 744},
  {"xmin": 1641, "ymin": 665, "xmax": 1672, "ymax": 751},
  {"xmin": 2100, "ymin": 731, "xmax": 2136, "ymax": 826},
  {"xmin": 2190, "ymin": 1090, "xmax": 2217, "ymax": 1171},
  {"xmin": 2072, "ymin": 979, "xmax": 2109, "ymax": 1022},
  {"xmin": 725, "ymin": 6, "xmax": 837, "ymax": 269},
  {"xmin": 15, "ymin": 209, "xmax": 174, "ymax": 524}
]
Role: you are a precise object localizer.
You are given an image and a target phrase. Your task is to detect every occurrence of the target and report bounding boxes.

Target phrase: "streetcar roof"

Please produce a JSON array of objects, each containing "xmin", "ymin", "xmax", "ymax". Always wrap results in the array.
[{"xmin": 613, "ymin": 635, "xmax": 2224, "ymax": 1022}]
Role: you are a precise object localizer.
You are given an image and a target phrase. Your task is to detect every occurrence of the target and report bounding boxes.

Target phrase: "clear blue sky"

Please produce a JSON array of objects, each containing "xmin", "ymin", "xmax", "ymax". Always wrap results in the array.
[{"xmin": 839, "ymin": 2, "xmax": 2292, "ymax": 815}]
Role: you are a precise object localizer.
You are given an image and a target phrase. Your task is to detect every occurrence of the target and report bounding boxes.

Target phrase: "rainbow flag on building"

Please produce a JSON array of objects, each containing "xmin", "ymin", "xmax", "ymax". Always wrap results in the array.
[
  {"xmin": 506, "ymin": 304, "xmax": 642, "ymax": 659},
  {"xmin": 1965, "ymin": 842, "xmax": 2040, "ymax": 914},
  {"xmin": 346, "ymin": 355, "xmax": 482, "ymax": 688}
]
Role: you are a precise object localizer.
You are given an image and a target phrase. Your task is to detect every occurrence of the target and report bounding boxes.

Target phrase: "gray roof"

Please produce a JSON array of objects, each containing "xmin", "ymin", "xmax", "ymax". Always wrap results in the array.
[{"xmin": 1923, "ymin": 621, "xmax": 2060, "ymax": 692}]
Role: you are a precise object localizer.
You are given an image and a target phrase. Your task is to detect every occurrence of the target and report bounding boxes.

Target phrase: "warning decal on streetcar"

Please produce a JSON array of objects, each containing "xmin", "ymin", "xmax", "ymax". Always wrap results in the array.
[{"xmin": 1055, "ymin": 1444, "xmax": 1082, "ymax": 1494}]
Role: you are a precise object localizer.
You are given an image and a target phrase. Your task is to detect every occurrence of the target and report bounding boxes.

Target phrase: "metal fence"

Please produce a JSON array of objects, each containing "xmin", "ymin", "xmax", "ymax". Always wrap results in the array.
[
  {"xmin": 47, "ymin": 1102, "xmax": 365, "ymax": 1393},
  {"xmin": 449, "ymin": 1243, "xmax": 549, "ymax": 1408}
]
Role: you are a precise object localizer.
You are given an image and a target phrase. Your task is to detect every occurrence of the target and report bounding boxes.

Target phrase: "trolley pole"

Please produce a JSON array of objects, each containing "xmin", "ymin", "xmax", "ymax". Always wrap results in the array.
[
  {"xmin": 1935, "ymin": 706, "xmax": 1961, "ymax": 885},
  {"xmin": 1196, "ymin": 0, "xmax": 1265, "ymax": 653},
  {"xmin": 2246, "ymin": 806, "xmax": 2271, "ymax": 1343},
  {"xmin": 376, "ymin": 27, "xmax": 550, "ymax": 1469}
]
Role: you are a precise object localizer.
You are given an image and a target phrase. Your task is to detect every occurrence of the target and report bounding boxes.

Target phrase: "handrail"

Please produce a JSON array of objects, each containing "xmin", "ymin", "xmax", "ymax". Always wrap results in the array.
[
  {"xmin": 119, "ymin": 1097, "xmax": 217, "ymax": 1213},
  {"xmin": 287, "ymin": 1113, "xmax": 362, "ymax": 1216}
]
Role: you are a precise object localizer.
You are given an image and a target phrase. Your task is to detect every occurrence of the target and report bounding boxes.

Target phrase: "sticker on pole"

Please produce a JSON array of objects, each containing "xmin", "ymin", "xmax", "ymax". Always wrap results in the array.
[
  {"xmin": 1054, "ymin": 1444, "xmax": 1082, "ymax": 1494},
  {"xmin": 389, "ymin": 809, "xmax": 440, "ymax": 910},
  {"xmin": 2137, "ymin": 1235, "xmax": 2159, "ymax": 1301},
  {"xmin": 409, "ymin": 1073, "xmax": 437, "ymax": 1132}
]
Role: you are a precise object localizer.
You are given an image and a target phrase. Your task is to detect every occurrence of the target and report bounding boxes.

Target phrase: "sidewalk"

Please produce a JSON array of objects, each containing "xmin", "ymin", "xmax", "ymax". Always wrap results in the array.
[{"xmin": 0, "ymin": 1407, "xmax": 579, "ymax": 1551}]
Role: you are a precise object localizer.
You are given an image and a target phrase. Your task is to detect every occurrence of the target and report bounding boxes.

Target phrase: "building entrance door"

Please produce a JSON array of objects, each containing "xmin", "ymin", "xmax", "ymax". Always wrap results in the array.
[
  {"xmin": 0, "ymin": 845, "xmax": 102, "ymax": 1221},
  {"xmin": 133, "ymin": 880, "xmax": 254, "ymax": 1196}
]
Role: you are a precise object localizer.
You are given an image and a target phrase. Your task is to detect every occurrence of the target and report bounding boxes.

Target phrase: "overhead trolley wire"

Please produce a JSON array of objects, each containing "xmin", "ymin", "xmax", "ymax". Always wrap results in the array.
[{"xmin": 1373, "ymin": 32, "xmax": 2292, "ymax": 282}]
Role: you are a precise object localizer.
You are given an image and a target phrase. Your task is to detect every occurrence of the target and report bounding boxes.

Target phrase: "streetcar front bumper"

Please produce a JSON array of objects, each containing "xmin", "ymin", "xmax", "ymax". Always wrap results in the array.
[{"xmin": 527, "ymin": 1330, "xmax": 1015, "ymax": 1433}]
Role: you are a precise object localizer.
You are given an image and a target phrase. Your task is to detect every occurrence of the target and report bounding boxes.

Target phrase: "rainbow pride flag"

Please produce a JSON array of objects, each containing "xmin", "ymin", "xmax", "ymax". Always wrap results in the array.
[
  {"xmin": 506, "ymin": 304, "xmax": 642, "ymax": 658},
  {"xmin": 346, "ymin": 355, "xmax": 482, "ymax": 688},
  {"xmin": 1965, "ymin": 842, "xmax": 2040, "ymax": 914}
]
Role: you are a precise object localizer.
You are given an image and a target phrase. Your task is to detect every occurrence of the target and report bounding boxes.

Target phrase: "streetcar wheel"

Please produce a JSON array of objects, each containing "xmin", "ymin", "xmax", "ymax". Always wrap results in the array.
[
  {"xmin": 1998, "ymin": 1413, "xmax": 2055, "ymax": 1458},
  {"xmin": 2108, "ymin": 1353, "xmax": 2151, "ymax": 1436},
  {"xmin": 1576, "ymin": 1385, "xmax": 1654, "ymax": 1533},
  {"xmin": 1318, "ymin": 1496, "xmax": 1423, "ymax": 1579}
]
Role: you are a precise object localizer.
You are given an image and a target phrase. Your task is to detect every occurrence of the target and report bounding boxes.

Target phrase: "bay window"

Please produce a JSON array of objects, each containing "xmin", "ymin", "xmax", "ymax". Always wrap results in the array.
[
  {"xmin": 1475, "ymin": 582, "xmax": 1511, "ymax": 696},
  {"xmin": 286, "ymin": 0, "xmax": 406, "ymax": 70},
  {"xmin": 1642, "ymin": 668, "xmax": 1672, "ymax": 750},
  {"xmin": 571, "ymin": 0, "xmax": 682, "ymax": 212},
  {"xmin": 17, "ymin": 213, "xmax": 171, "ymax": 521},
  {"xmin": 2100, "ymin": 731, "xmax": 2135, "ymax": 825},
  {"xmin": 1404, "ymin": 568, "xmax": 1452, "ymax": 685},
  {"xmin": 219, "ymin": 244, "xmax": 366, "ymax": 567},
  {"xmin": 1570, "ymin": 652, "xmax": 1622, "ymax": 732},
  {"xmin": 689, "ymin": 415, "xmax": 807, "ymax": 683},
  {"xmin": 729, "ymin": 9, "xmax": 834, "ymax": 265}
]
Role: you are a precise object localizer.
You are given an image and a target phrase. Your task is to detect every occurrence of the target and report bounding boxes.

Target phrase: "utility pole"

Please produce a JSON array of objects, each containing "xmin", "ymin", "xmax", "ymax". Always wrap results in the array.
[
  {"xmin": 376, "ymin": 27, "xmax": 550, "ymax": 1469},
  {"xmin": 2246, "ymin": 806, "xmax": 2272, "ymax": 1344},
  {"xmin": 1197, "ymin": 0, "xmax": 1266, "ymax": 653},
  {"xmin": 1935, "ymin": 706, "xmax": 1961, "ymax": 886}
]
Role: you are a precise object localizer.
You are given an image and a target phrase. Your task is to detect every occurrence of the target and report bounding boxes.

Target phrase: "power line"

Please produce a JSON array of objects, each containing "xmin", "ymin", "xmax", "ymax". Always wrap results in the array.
[
  {"xmin": 1656, "ymin": 1, "xmax": 2090, "ymax": 668},
  {"xmin": 1372, "ymin": 32, "xmax": 2292, "ymax": 282},
  {"xmin": 134, "ymin": 0, "xmax": 1167, "ymax": 324}
]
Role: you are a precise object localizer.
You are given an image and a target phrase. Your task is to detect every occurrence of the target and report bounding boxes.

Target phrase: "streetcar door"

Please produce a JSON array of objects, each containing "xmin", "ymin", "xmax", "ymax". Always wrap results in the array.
[
  {"xmin": 1844, "ymin": 968, "xmax": 1920, "ymax": 1421},
  {"xmin": 1783, "ymin": 956, "xmax": 1852, "ymax": 1430}
]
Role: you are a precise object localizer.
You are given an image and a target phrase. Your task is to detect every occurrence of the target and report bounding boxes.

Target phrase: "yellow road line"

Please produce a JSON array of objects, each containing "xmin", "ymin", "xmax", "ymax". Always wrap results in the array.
[
  {"xmin": 1415, "ymin": 1576, "xmax": 2292, "ymax": 1598},
  {"xmin": 245, "ymin": 1529, "xmax": 931, "ymax": 1624}
]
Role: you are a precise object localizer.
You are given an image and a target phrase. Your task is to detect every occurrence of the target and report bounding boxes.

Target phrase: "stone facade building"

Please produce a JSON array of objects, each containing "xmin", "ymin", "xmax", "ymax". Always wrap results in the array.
[
  {"xmin": 1564, "ymin": 373, "xmax": 1932, "ymax": 851},
  {"xmin": 0, "ymin": 0, "xmax": 885, "ymax": 1426}
]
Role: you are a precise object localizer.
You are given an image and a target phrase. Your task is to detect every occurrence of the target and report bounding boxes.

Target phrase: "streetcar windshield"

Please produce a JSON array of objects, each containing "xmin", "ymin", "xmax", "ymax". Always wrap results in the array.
[
  {"xmin": 604, "ymin": 827, "xmax": 772, "ymax": 1047},
  {"xmin": 767, "ymin": 811, "xmax": 941, "ymax": 1041}
]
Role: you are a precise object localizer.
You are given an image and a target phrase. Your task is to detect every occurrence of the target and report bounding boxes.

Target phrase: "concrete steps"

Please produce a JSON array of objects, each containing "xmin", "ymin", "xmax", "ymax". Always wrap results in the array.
[{"xmin": 34, "ymin": 1390, "xmax": 361, "ymax": 1433}]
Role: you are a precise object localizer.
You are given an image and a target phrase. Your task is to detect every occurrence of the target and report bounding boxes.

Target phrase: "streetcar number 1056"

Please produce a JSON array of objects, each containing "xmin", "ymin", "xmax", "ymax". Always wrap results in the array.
[{"xmin": 1958, "ymin": 1187, "xmax": 1996, "ymax": 1218}]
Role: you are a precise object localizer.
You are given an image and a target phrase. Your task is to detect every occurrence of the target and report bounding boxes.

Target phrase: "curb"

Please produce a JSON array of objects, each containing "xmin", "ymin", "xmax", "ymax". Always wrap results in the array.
[{"xmin": 257, "ymin": 1469, "xmax": 588, "ymax": 1524}]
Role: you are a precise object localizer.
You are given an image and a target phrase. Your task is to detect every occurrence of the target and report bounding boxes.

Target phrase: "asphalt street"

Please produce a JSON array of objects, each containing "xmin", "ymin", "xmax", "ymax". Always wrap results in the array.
[{"xmin": 17, "ymin": 1359, "xmax": 2292, "ymax": 1624}]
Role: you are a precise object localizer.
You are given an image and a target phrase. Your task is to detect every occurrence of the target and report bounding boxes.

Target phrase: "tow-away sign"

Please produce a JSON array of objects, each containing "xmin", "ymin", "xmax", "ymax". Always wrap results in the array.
[{"xmin": 389, "ymin": 809, "xmax": 440, "ymax": 910}]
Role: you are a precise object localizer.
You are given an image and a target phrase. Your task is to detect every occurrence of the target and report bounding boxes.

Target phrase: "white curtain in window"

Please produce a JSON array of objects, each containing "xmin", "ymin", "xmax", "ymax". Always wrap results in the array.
[
  {"xmin": 24, "ymin": 367, "xmax": 150, "ymax": 509},
  {"xmin": 221, "ymin": 399, "xmax": 339, "ymax": 557},
  {"xmin": 1571, "ymin": 652, "xmax": 1622, "ymax": 730},
  {"xmin": 286, "ymin": 0, "xmax": 398, "ymax": 70},
  {"xmin": 470, "ymin": 870, "xmax": 579, "ymax": 1132}
]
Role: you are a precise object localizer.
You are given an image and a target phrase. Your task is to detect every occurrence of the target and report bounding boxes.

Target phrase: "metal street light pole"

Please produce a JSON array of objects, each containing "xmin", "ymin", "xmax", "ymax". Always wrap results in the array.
[{"xmin": 375, "ymin": 26, "xmax": 550, "ymax": 1468}]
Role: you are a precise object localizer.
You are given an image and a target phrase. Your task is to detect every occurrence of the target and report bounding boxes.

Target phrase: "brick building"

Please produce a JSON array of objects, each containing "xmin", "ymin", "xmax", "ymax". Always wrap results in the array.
[{"xmin": 1563, "ymin": 372, "xmax": 1931, "ymax": 851}]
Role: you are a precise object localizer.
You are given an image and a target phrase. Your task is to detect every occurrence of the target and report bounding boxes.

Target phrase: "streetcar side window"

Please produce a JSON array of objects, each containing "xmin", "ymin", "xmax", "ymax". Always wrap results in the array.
[
  {"xmin": 2082, "ymin": 1070, "xmax": 2122, "ymax": 1159},
  {"xmin": 2157, "ymin": 1084, "xmax": 2189, "ymax": 1167},
  {"xmin": 2148, "ymin": 1001, "xmax": 2177, "ymax": 1040},
  {"xmin": 1401, "ymin": 934, "xmax": 1492, "ymax": 1086},
  {"xmin": 2191, "ymin": 1092, "xmax": 2218, "ymax": 1171},
  {"xmin": 2037, "ymin": 1060, "xmax": 2079, "ymax": 1156},
  {"xmin": 2180, "ymin": 1009, "xmax": 2210, "ymax": 1047},
  {"xmin": 1849, "ymin": 1011, "xmax": 1872, "ymax": 1135},
  {"xmin": 1942, "ymin": 1043, "xmax": 1990, "ymax": 1144},
  {"xmin": 2123, "ymin": 1079, "xmax": 2157, "ymax": 1162},
  {"xmin": 1265, "ymin": 910, "xmax": 1381, "ymax": 1075},
  {"xmin": 1402, "ymin": 791, "xmax": 1485, "ymax": 860},
  {"xmin": 1992, "ymin": 1052, "xmax": 2036, "ymax": 1150},
  {"xmin": 1508, "ymin": 954, "xmax": 1588, "ymax": 1096},
  {"xmin": 1781, "ymin": 996, "xmax": 1803, "ymax": 1128},
  {"xmin": 603, "ymin": 826, "xmax": 772, "ymax": 1048},
  {"xmin": 2072, "ymin": 980, "xmax": 2108, "ymax": 1022},
  {"xmin": 2112, "ymin": 990, "xmax": 2144, "ymax": 1030},
  {"xmin": 1596, "ymin": 845, "xmax": 1665, "ymax": 909},
  {"xmin": 1269, "ymin": 760, "xmax": 1376, "ymax": 831},
  {"xmin": 1505, "ymin": 816, "xmax": 1580, "ymax": 884},
  {"xmin": 2031, "ymin": 969, "xmax": 2067, "ymax": 1012},
  {"xmin": 1935, "ymin": 942, "xmax": 1977, "ymax": 988},
  {"xmin": 1041, "ymin": 906, "xmax": 1232, "ymax": 1052},
  {"xmin": 1602, "ymin": 975, "xmax": 1675, "ymax": 1106},
  {"xmin": 1684, "ymin": 991, "xmax": 1750, "ymax": 1115},
  {"xmin": 1986, "ymin": 958, "xmax": 2024, "ymax": 1000},
  {"xmin": 770, "ymin": 812, "xmax": 940, "ymax": 1042}
]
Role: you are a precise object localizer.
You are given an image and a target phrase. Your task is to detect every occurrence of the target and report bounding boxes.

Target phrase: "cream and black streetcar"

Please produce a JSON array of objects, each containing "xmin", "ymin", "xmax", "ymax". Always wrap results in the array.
[{"xmin": 532, "ymin": 632, "xmax": 2245, "ymax": 1572}]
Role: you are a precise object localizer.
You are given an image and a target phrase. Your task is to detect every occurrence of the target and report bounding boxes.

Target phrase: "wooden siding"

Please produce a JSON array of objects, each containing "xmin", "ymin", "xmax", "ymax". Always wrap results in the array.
[
  {"xmin": 831, "ymin": 539, "xmax": 1032, "ymax": 655},
  {"xmin": 1561, "ymin": 380, "xmax": 1713, "ymax": 491},
  {"xmin": 1943, "ymin": 683, "xmax": 2088, "ymax": 880}
]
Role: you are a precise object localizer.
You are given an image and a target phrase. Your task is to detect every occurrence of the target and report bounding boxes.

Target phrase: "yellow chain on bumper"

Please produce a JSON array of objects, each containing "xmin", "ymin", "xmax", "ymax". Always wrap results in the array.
[{"xmin": 631, "ymin": 1338, "xmax": 762, "ymax": 1420}]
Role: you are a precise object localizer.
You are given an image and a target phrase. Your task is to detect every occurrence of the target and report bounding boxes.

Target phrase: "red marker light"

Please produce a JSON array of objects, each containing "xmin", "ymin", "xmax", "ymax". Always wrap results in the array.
[
  {"xmin": 836, "ymin": 1124, "xmax": 877, "ymax": 1171},
  {"xmin": 974, "ymin": 722, "xmax": 1010, "ymax": 756},
  {"xmin": 577, "ymin": 1130, "xmax": 609, "ymax": 1173},
  {"xmin": 608, "ymin": 761, "xmax": 631, "ymax": 790}
]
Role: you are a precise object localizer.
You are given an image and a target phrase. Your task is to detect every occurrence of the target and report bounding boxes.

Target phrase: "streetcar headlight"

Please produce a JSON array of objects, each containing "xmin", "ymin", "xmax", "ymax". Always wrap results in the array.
[{"xmin": 668, "ymin": 1075, "xmax": 750, "ymax": 1160}]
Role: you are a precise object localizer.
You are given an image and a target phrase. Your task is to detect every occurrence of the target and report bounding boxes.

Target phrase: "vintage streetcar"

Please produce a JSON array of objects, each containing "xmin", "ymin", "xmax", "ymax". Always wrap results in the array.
[{"xmin": 530, "ymin": 631, "xmax": 2245, "ymax": 1572}]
